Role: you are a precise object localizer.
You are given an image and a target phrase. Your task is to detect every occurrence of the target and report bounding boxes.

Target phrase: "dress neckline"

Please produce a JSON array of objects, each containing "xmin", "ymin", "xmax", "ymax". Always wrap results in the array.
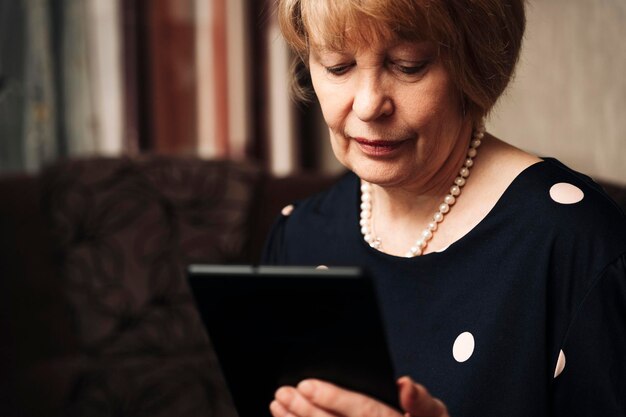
[{"xmin": 352, "ymin": 159, "xmax": 548, "ymax": 261}]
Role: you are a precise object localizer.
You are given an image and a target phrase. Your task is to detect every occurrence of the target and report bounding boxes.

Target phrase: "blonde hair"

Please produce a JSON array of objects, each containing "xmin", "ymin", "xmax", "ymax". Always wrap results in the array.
[{"xmin": 277, "ymin": 0, "xmax": 526, "ymax": 122}]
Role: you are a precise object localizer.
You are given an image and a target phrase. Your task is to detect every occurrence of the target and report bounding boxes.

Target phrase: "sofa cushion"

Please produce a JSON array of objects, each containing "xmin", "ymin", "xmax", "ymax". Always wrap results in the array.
[
  {"xmin": 40, "ymin": 156, "xmax": 259, "ymax": 352},
  {"xmin": 8, "ymin": 156, "xmax": 259, "ymax": 416}
]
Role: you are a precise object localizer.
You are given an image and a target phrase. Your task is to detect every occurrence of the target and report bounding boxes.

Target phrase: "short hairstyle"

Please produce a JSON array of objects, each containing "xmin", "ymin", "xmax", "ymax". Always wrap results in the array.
[{"xmin": 277, "ymin": 0, "xmax": 526, "ymax": 122}]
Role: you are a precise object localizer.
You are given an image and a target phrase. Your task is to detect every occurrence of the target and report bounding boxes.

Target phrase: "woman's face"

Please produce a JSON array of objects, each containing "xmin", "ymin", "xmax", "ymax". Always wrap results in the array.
[{"xmin": 309, "ymin": 38, "xmax": 469, "ymax": 190}]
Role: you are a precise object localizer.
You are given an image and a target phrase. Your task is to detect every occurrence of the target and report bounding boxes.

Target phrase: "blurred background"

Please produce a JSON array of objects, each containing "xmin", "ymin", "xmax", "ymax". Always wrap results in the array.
[
  {"xmin": 0, "ymin": 2, "xmax": 624, "ymax": 416},
  {"xmin": 0, "ymin": 0, "xmax": 625, "ymax": 184}
]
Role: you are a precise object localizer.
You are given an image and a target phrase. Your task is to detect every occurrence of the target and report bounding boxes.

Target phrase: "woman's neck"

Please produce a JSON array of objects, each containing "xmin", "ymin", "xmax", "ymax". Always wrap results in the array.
[
  {"xmin": 363, "ymin": 122, "xmax": 476, "ymax": 256},
  {"xmin": 372, "ymin": 127, "xmax": 472, "ymax": 220}
]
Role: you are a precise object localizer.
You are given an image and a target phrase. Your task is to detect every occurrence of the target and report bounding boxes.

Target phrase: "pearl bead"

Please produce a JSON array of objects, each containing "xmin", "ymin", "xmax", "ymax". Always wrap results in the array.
[
  {"xmin": 361, "ymin": 192, "xmax": 371, "ymax": 202},
  {"xmin": 464, "ymin": 158, "xmax": 473, "ymax": 168},
  {"xmin": 360, "ymin": 218, "xmax": 368, "ymax": 226},
  {"xmin": 444, "ymin": 194, "xmax": 456, "ymax": 205},
  {"xmin": 454, "ymin": 177, "xmax": 466, "ymax": 187},
  {"xmin": 450, "ymin": 185, "xmax": 461, "ymax": 196},
  {"xmin": 460, "ymin": 167, "xmax": 470, "ymax": 178},
  {"xmin": 471, "ymin": 139, "xmax": 481, "ymax": 148},
  {"xmin": 360, "ymin": 201, "xmax": 371, "ymax": 211},
  {"xmin": 428, "ymin": 221, "xmax": 438, "ymax": 231},
  {"xmin": 361, "ymin": 183, "xmax": 371, "ymax": 192},
  {"xmin": 361, "ymin": 226, "xmax": 370, "ymax": 235},
  {"xmin": 407, "ymin": 247, "xmax": 422, "ymax": 257},
  {"xmin": 364, "ymin": 234, "xmax": 373, "ymax": 243},
  {"xmin": 474, "ymin": 131, "xmax": 485, "ymax": 138},
  {"xmin": 361, "ymin": 209, "xmax": 371, "ymax": 219},
  {"xmin": 434, "ymin": 212, "xmax": 444, "ymax": 223},
  {"xmin": 416, "ymin": 239, "xmax": 427, "ymax": 249},
  {"xmin": 467, "ymin": 148, "xmax": 477, "ymax": 158},
  {"xmin": 439, "ymin": 203, "xmax": 450, "ymax": 214}
]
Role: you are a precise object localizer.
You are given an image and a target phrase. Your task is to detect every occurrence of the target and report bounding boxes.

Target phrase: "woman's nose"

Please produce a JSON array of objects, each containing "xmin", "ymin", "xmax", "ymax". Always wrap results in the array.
[{"xmin": 352, "ymin": 75, "xmax": 393, "ymax": 121}]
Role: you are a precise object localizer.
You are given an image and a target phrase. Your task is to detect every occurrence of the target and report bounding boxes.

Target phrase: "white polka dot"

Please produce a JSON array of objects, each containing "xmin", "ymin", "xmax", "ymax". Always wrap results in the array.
[
  {"xmin": 315, "ymin": 265, "xmax": 328, "ymax": 270},
  {"xmin": 281, "ymin": 204, "xmax": 294, "ymax": 216},
  {"xmin": 549, "ymin": 183, "xmax": 584, "ymax": 204},
  {"xmin": 554, "ymin": 350, "xmax": 566, "ymax": 378},
  {"xmin": 452, "ymin": 331, "xmax": 475, "ymax": 362}
]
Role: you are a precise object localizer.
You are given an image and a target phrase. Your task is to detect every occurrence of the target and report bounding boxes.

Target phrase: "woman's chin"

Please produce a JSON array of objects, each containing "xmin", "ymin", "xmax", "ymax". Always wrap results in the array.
[
  {"xmin": 349, "ymin": 161, "xmax": 410, "ymax": 187},
  {"xmin": 336, "ymin": 144, "xmax": 419, "ymax": 186}
]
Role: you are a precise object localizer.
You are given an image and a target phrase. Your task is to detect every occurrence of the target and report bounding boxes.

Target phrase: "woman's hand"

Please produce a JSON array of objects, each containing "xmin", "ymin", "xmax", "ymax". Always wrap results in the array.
[{"xmin": 270, "ymin": 376, "xmax": 449, "ymax": 417}]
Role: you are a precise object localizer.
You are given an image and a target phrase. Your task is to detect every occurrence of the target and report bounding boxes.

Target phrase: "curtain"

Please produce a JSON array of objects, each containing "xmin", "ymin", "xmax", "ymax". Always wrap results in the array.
[
  {"xmin": 0, "ymin": 0, "xmax": 334, "ymax": 176},
  {"xmin": 0, "ymin": 0, "xmax": 125, "ymax": 175}
]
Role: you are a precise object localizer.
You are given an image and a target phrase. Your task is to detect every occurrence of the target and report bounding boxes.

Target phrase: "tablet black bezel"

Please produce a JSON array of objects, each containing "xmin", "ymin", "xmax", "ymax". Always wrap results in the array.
[{"xmin": 187, "ymin": 264, "xmax": 399, "ymax": 417}]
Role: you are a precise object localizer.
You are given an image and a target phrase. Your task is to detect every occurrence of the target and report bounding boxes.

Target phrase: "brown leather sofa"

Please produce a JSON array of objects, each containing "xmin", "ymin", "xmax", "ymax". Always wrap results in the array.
[
  {"xmin": 1, "ymin": 156, "xmax": 624, "ymax": 417},
  {"xmin": 0, "ymin": 156, "xmax": 338, "ymax": 417}
]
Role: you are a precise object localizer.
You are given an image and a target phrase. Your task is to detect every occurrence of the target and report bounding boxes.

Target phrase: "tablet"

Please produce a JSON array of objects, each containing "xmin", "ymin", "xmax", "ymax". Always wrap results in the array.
[{"xmin": 187, "ymin": 264, "xmax": 399, "ymax": 417}]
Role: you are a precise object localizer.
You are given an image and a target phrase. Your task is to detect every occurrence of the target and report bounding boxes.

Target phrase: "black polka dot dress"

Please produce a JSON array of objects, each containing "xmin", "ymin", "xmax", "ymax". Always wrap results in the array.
[{"xmin": 261, "ymin": 158, "xmax": 626, "ymax": 417}]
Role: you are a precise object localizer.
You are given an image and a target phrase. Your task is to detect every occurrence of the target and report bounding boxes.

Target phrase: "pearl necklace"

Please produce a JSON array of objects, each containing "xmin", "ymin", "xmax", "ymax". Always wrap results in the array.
[{"xmin": 359, "ymin": 123, "xmax": 485, "ymax": 257}]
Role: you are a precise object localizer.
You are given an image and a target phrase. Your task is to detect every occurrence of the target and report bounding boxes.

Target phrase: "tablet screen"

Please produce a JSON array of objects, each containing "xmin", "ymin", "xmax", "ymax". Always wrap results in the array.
[{"xmin": 187, "ymin": 264, "xmax": 399, "ymax": 417}]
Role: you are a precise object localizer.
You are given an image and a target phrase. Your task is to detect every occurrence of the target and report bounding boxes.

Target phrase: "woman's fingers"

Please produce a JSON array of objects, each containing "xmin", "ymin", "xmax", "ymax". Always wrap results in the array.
[
  {"xmin": 295, "ymin": 379, "xmax": 400, "ymax": 417},
  {"xmin": 397, "ymin": 377, "xmax": 449, "ymax": 417},
  {"xmin": 272, "ymin": 385, "xmax": 337, "ymax": 417},
  {"xmin": 270, "ymin": 398, "xmax": 290, "ymax": 417},
  {"xmin": 272, "ymin": 378, "xmax": 447, "ymax": 417}
]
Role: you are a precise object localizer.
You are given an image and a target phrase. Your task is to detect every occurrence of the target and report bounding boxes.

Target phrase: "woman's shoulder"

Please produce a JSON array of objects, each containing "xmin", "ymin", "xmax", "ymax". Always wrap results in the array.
[
  {"xmin": 261, "ymin": 171, "xmax": 359, "ymax": 264},
  {"xmin": 474, "ymin": 136, "xmax": 626, "ymax": 260},
  {"xmin": 515, "ymin": 157, "xmax": 625, "ymax": 226},
  {"xmin": 265, "ymin": 171, "xmax": 358, "ymax": 244},
  {"xmin": 479, "ymin": 136, "xmax": 624, "ymax": 225},
  {"xmin": 493, "ymin": 152, "xmax": 626, "ymax": 267}
]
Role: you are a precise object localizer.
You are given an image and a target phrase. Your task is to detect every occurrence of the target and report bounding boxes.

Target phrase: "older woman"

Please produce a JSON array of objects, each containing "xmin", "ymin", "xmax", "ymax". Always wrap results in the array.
[{"xmin": 262, "ymin": 0, "xmax": 626, "ymax": 416}]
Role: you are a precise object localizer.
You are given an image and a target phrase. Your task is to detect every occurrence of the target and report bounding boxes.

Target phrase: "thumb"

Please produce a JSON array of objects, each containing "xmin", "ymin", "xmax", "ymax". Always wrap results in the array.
[{"xmin": 397, "ymin": 377, "xmax": 449, "ymax": 417}]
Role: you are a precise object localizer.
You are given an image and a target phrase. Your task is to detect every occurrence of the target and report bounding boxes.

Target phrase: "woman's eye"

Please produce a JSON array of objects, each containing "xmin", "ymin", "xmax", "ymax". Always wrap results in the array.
[
  {"xmin": 393, "ymin": 61, "xmax": 429, "ymax": 76},
  {"xmin": 325, "ymin": 64, "xmax": 352, "ymax": 76}
]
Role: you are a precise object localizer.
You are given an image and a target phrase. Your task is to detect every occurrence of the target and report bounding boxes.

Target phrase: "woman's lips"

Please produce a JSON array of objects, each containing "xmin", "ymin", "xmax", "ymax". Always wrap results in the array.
[{"xmin": 353, "ymin": 137, "xmax": 408, "ymax": 157}]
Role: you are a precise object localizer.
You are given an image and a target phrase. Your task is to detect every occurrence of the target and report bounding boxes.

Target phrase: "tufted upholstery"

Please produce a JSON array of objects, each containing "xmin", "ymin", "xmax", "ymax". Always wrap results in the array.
[{"xmin": 0, "ymin": 156, "xmax": 337, "ymax": 417}]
